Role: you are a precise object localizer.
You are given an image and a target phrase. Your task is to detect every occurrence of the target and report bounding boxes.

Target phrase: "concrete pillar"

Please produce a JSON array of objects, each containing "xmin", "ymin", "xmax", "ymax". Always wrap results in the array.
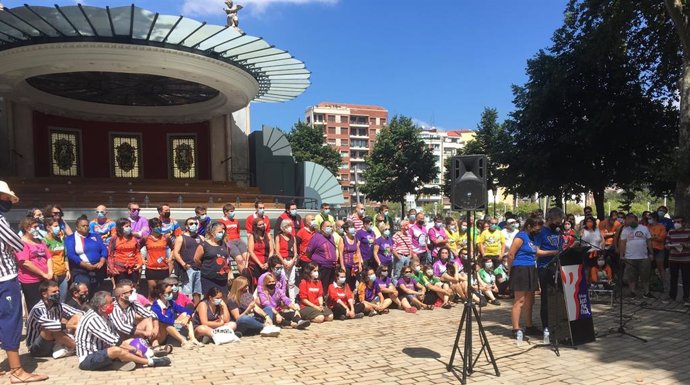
[
  {"xmin": 231, "ymin": 106, "xmax": 250, "ymax": 185},
  {"xmin": 0, "ymin": 98, "xmax": 12, "ymax": 176},
  {"xmin": 12, "ymin": 103, "xmax": 34, "ymax": 177},
  {"xmin": 209, "ymin": 115, "xmax": 228, "ymax": 182}
]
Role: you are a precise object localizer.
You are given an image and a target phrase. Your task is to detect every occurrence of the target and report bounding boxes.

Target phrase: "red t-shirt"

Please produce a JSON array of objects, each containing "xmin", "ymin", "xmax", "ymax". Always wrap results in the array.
[
  {"xmin": 298, "ymin": 279, "xmax": 323, "ymax": 309},
  {"xmin": 219, "ymin": 217, "xmax": 241, "ymax": 241},
  {"xmin": 245, "ymin": 213, "xmax": 271, "ymax": 234},
  {"xmin": 250, "ymin": 235, "xmax": 269, "ymax": 265},
  {"xmin": 327, "ymin": 283, "xmax": 353, "ymax": 309},
  {"xmin": 296, "ymin": 228, "xmax": 314, "ymax": 262}
]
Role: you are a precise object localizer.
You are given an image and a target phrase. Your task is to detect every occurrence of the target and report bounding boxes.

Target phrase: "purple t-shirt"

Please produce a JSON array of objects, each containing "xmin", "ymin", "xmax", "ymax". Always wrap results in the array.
[
  {"xmin": 375, "ymin": 277, "xmax": 392, "ymax": 292},
  {"xmin": 375, "ymin": 236, "xmax": 395, "ymax": 265},
  {"xmin": 433, "ymin": 259, "xmax": 449, "ymax": 277},
  {"xmin": 356, "ymin": 229, "xmax": 376, "ymax": 261},
  {"xmin": 397, "ymin": 277, "xmax": 418, "ymax": 292}
]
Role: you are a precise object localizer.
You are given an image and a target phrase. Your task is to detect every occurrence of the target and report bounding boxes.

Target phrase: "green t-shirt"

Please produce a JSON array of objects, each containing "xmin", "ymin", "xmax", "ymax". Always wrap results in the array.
[
  {"xmin": 416, "ymin": 271, "xmax": 441, "ymax": 287},
  {"xmin": 493, "ymin": 264, "xmax": 508, "ymax": 281},
  {"xmin": 478, "ymin": 269, "xmax": 495, "ymax": 285}
]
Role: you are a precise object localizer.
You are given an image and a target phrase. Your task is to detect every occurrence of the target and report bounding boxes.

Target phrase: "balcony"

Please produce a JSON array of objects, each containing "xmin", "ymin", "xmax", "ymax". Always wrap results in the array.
[{"xmin": 349, "ymin": 157, "xmax": 366, "ymax": 163}]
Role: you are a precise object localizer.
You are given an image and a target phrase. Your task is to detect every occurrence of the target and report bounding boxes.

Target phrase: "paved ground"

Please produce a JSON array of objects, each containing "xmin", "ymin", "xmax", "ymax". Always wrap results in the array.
[{"xmin": 2, "ymin": 295, "xmax": 689, "ymax": 385}]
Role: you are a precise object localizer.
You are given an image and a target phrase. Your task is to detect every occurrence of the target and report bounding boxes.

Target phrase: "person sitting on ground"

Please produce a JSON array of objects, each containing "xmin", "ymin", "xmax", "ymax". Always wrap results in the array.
[
  {"xmin": 433, "ymin": 247, "xmax": 454, "ymax": 277},
  {"xmin": 163, "ymin": 276, "xmax": 194, "ymax": 311},
  {"xmin": 75, "ymin": 291, "xmax": 171, "ymax": 371},
  {"xmin": 472, "ymin": 260, "xmax": 500, "ymax": 306},
  {"xmin": 356, "ymin": 268, "xmax": 391, "ymax": 316},
  {"xmin": 66, "ymin": 281, "xmax": 90, "ymax": 310},
  {"xmin": 493, "ymin": 256, "xmax": 510, "ymax": 297},
  {"xmin": 227, "ymin": 277, "xmax": 273, "ymax": 336},
  {"xmin": 193, "ymin": 287, "xmax": 236, "ymax": 343},
  {"xmin": 590, "ymin": 257, "xmax": 613, "ymax": 289},
  {"xmin": 327, "ymin": 269, "xmax": 365, "ymax": 320},
  {"xmin": 109, "ymin": 280, "xmax": 163, "ymax": 353},
  {"xmin": 258, "ymin": 273, "xmax": 311, "ymax": 329},
  {"xmin": 150, "ymin": 281, "xmax": 201, "ymax": 349},
  {"xmin": 396, "ymin": 266, "xmax": 432, "ymax": 312},
  {"xmin": 478, "ymin": 258, "xmax": 501, "ymax": 305},
  {"xmin": 413, "ymin": 261, "xmax": 453, "ymax": 309},
  {"xmin": 256, "ymin": 256, "xmax": 287, "ymax": 304},
  {"xmin": 26, "ymin": 280, "xmax": 82, "ymax": 359},
  {"xmin": 439, "ymin": 257, "xmax": 468, "ymax": 302},
  {"xmin": 298, "ymin": 263, "xmax": 334, "ymax": 323},
  {"xmin": 374, "ymin": 264, "xmax": 401, "ymax": 309}
]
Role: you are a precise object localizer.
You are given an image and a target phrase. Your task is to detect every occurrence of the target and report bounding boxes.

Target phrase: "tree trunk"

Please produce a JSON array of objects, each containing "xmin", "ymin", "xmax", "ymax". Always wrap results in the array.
[
  {"xmin": 675, "ymin": 59, "xmax": 690, "ymax": 219},
  {"xmin": 593, "ymin": 188, "xmax": 606, "ymax": 220},
  {"xmin": 400, "ymin": 198, "xmax": 406, "ymax": 220}
]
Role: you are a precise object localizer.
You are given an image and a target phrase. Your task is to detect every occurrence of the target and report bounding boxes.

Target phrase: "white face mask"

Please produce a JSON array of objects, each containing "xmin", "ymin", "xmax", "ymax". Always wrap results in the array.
[
  {"xmin": 597, "ymin": 261, "xmax": 605, "ymax": 267},
  {"xmin": 127, "ymin": 291, "xmax": 137, "ymax": 303},
  {"xmin": 311, "ymin": 271, "xmax": 319, "ymax": 279},
  {"xmin": 674, "ymin": 222, "xmax": 683, "ymax": 230}
]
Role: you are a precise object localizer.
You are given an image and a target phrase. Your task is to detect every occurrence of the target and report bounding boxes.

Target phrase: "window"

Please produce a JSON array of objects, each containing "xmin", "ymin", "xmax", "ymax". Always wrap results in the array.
[
  {"xmin": 341, "ymin": 174, "xmax": 349, "ymax": 181},
  {"xmin": 370, "ymin": 117, "xmax": 376, "ymax": 125},
  {"xmin": 381, "ymin": 118, "xmax": 387, "ymax": 125},
  {"xmin": 370, "ymin": 129, "xmax": 377, "ymax": 137},
  {"xmin": 111, "ymin": 134, "xmax": 142, "ymax": 178},
  {"xmin": 49, "ymin": 128, "xmax": 81, "ymax": 177},
  {"xmin": 314, "ymin": 114, "xmax": 324, "ymax": 123},
  {"xmin": 327, "ymin": 115, "xmax": 335, "ymax": 122},
  {"xmin": 306, "ymin": 116, "xmax": 311, "ymax": 124},
  {"xmin": 168, "ymin": 135, "xmax": 197, "ymax": 179},
  {"xmin": 341, "ymin": 139, "xmax": 349, "ymax": 146},
  {"xmin": 328, "ymin": 127, "xmax": 336, "ymax": 135},
  {"xmin": 327, "ymin": 139, "xmax": 336, "ymax": 145}
]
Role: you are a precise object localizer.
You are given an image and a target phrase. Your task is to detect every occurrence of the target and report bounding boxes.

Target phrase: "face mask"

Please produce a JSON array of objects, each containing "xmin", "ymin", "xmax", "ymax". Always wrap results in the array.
[
  {"xmin": 384, "ymin": 211, "xmax": 389, "ymax": 217},
  {"xmin": 171, "ymin": 285, "xmax": 180, "ymax": 293},
  {"xmin": 228, "ymin": 212, "xmax": 236, "ymax": 219},
  {"xmin": 348, "ymin": 228, "xmax": 356, "ymax": 236},
  {"xmin": 0, "ymin": 200, "xmax": 12, "ymax": 212},
  {"xmin": 658, "ymin": 211, "xmax": 666, "ymax": 218},
  {"xmin": 310, "ymin": 271, "xmax": 319, "ymax": 279},
  {"xmin": 490, "ymin": 224, "xmax": 498, "ymax": 231},
  {"xmin": 324, "ymin": 227, "xmax": 333, "ymax": 236},
  {"xmin": 128, "ymin": 292, "xmax": 138, "ymax": 303},
  {"xmin": 381, "ymin": 271, "xmax": 389, "ymax": 277},
  {"xmin": 338, "ymin": 277, "xmax": 347, "ymax": 285},
  {"xmin": 564, "ymin": 224, "xmax": 571, "ymax": 230},
  {"xmin": 123, "ymin": 227, "xmax": 132, "ymax": 235},
  {"xmin": 674, "ymin": 223, "xmax": 683, "ymax": 230},
  {"xmin": 188, "ymin": 224, "xmax": 198, "ymax": 233},
  {"xmin": 273, "ymin": 268, "xmax": 283, "ymax": 276},
  {"xmin": 96, "ymin": 212, "xmax": 106, "ymax": 219},
  {"xmin": 215, "ymin": 232, "xmax": 225, "ymax": 241},
  {"xmin": 630, "ymin": 222, "xmax": 638, "ymax": 229},
  {"xmin": 450, "ymin": 225, "xmax": 457, "ymax": 232},
  {"xmin": 199, "ymin": 214, "xmax": 208, "ymax": 221},
  {"xmin": 414, "ymin": 265, "xmax": 420, "ymax": 272},
  {"xmin": 383, "ymin": 229, "xmax": 391, "ymax": 237},
  {"xmin": 310, "ymin": 220, "xmax": 318, "ymax": 228},
  {"xmin": 435, "ymin": 223, "xmax": 443, "ymax": 229},
  {"xmin": 290, "ymin": 209, "xmax": 297, "ymax": 216},
  {"xmin": 47, "ymin": 292, "xmax": 60, "ymax": 303},
  {"xmin": 30, "ymin": 228, "xmax": 41, "ymax": 238},
  {"xmin": 129, "ymin": 210, "xmax": 139, "ymax": 219},
  {"xmin": 257, "ymin": 209, "xmax": 264, "ymax": 216},
  {"xmin": 267, "ymin": 284, "xmax": 276, "ymax": 291},
  {"xmin": 79, "ymin": 293, "xmax": 88, "ymax": 303},
  {"xmin": 165, "ymin": 293, "xmax": 174, "ymax": 301},
  {"xmin": 213, "ymin": 298, "xmax": 222, "ymax": 306},
  {"xmin": 163, "ymin": 212, "xmax": 171, "ymax": 219},
  {"xmin": 485, "ymin": 262, "xmax": 494, "ymax": 269},
  {"xmin": 425, "ymin": 269, "xmax": 434, "ymax": 276},
  {"xmin": 417, "ymin": 220, "xmax": 425, "ymax": 227},
  {"xmin": 408, "ymin": 215, "xmax": 415, "ymax": 222},
  {"xmin": 648, "ymin": 219, "xmax": 655, "ymax": 225},
  {"xmin": 285, "ymin": 227, "xmax": 293, "ymax": 234},
  {"xmin": 37, "ymin": 215, "xmax": 44, "ymax": 222},
  {"xmin": 153, "ymin": 227, "xmax": 163, "ymax": 234},
  {"xmin": 368, "ymin": 274, "xmax": 377, "ymax": 282},
  {"xmin": 597, "ymin": 261, "xmax": 605, "ymax": 267},
  {"xmin": 102, "ymin": 303, "xmax": 114, "ymax": 315},
  {"xmin": 461, "ymin": 225, "xmax": 468, "ymax": 232},
  {"xmin": 404, "ymin": 272, "xmax": 413, "ymax": 279},
  {"xmin": 323, "ymin": 209, "xmax": 330, "ymax": 215}
]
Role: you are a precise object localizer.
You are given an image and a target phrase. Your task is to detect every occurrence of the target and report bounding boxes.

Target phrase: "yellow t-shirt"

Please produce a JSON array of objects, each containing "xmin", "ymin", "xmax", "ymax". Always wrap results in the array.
[
  {"xmin": 477, "ymin": 229, "xmax": 505, "ymax": 256},
  {"xmin": 447, "ymin": 230, "xmax": 462, "ymax": 252}
]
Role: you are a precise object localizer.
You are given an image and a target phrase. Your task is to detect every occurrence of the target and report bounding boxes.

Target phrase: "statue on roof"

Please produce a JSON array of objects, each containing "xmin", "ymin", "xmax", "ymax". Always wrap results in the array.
[
  {"xmin": 0, "ymin": 3, "xmax": 5, "ymax": 11},
  {"xmin": 224, "ymin": 1, "xmax": 243, "ymax": 30}
]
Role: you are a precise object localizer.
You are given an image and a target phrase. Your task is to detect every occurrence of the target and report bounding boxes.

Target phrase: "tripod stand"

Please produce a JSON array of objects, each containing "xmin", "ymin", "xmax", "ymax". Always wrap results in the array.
[{"xmin": 446, "ymin": 210, "xmax": 499, "ymax": 384}]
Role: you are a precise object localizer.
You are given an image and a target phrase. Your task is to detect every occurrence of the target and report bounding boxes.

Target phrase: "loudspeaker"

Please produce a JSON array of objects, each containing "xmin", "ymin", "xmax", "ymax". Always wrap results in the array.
[{"xmin": 450, "ymin": 155, "xmax": 488, "ymax": 211}]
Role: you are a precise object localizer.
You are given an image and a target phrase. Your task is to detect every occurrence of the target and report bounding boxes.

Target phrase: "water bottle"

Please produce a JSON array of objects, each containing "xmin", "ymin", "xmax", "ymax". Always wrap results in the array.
[
  {"xmin": 516, "ymin": 330, "xmax": 524, "ymax": 347},
  {"xmin": 543, "ymin": 328, "xmax": 550, "ymax": 345}
]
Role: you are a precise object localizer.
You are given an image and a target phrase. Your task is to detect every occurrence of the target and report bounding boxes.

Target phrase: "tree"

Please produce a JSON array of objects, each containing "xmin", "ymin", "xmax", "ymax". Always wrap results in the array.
[
  {"xmin": 362, "ymin": 116, "xmax": 439, "ymax": 217},
  {"xmin": 504, "ymin": 0, "xmax": 678, "ymax": 219},
  {"xmin": 285, "ymin": 120, "xmax": 341, "ymax": 175},
  {"xmin": 663, "ymin": 0, "xmax": 690, "ymax": 219}
]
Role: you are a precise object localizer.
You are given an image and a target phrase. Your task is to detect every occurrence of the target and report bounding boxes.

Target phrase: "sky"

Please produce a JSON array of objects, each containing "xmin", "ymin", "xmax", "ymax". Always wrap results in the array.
[{"xmin": 5, "ymin": 0, "xmax": 569, "ymax": 131}]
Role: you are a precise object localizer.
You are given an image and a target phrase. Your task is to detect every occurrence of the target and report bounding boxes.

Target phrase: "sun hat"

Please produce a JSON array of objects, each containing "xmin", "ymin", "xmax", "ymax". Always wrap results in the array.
[{"xmin": 0, "ymin": 181, "xmax": 19, "ymax": 203}]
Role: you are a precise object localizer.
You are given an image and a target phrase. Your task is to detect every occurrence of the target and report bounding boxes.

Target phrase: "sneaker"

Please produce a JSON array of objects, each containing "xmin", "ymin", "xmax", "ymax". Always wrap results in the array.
[
  {"xmin": 150, "ymin": 357, "xmax": 171, "ymax": 367},
  {"xmin": 112, "ymin": 361, "xmax": 136, "ymax": 371},
  {"xmin": 52, "ymin": 347, "xmax": 74, "ymax": 359},
  {"xmin": 354, "ymin": 313, "xmax": 365, "ymax": 319},
  {"xmin": 368, "ymin": 310, "xmax": 378, "ymax": 317},
  {"xmin": 524, "ymin": 326, "xmax": 543, "ymax": 337},
  {"xmin": 260, "ymin": 326, "xmax": 280, "ymax": 337},
  {"xmin": 337, "ymin": 315, "xmax": 347, "ymax": 321},
  {"xmin": 295, "ymin": 320, "xmax": 310, "ymax": 330},
  {"xmin": 404, "ymin": 307, "xmax": 417, "ymax": 314},
  {"xmin": 490, "ymin": 299, "xmax": 501, "ymax": 306}
]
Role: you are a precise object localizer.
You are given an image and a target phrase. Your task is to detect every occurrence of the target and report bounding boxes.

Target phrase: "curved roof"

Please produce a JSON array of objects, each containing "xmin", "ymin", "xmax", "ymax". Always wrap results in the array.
[{"xmin": 0, "ymin": 4, "xmax": 310, "ymax": 103}]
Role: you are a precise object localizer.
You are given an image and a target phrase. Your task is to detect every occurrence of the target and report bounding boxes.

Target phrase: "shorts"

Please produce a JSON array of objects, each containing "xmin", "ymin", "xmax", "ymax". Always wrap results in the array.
[
  {"xmin": 146, "ymin": 268, "xmax": 170, "ymax": 281},
  {"xmin": 653, "ymin": 249, "xmax": 665, "ymax": 261},
  {"xmin": 510, "ymin": 265, "xmax": 539, "ymax": 292},
  {"xmin": 79, "ymin": 349, "xmax": 114, "ymax": 371},
  {"xmin": 228, "ymin": 239, "xmax": 248, "ymax": 257},
  {"xmin": 201, "ymin": 276, "xmax": 229, "ymax": 298},
  {"xmin": 0, "ymin": 278, "xmax": 23, "ymax": 350},
  {"xmin": 299, "ymin": 306, "xmax": 333, "ymax": 321},
  {"xmin": 183, "ymin": 268, "xmax": 202, "ymax": 296},
  {"xmin": 29, "ymin": 335, "xmax": 55, "ymax": 357}
]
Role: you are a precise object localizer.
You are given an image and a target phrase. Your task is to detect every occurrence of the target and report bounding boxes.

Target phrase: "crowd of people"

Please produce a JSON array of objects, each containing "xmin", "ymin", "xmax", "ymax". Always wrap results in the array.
[{"xmin": 1, "ymin": 177, "xmax": 688, "ymax": 381}]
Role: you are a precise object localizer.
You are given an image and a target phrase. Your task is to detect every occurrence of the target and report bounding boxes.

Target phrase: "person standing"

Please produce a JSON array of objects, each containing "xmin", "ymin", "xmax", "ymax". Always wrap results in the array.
[
  {"xmin": 245, "ymin": 200, "xmax": 271, "ymax": 234},
  {"xmin": 193, "ymin": 223, "xmax": 231, "ymax": 298},
  {"xmin": 507, "ymin": 217, "xmax": 542, "ymax": 339},
  {"xmin": 647, "ymin": 212, "xmax": 668, "ymax": 292},
  {"xmin": 89, "ymin": 205, "xmax": 116, "ymax": 245},
  {"xmin": 0, "ymin": 181, "xmax": 48, "ymax": 382},
  {"xmin": 339, "ymin": 221, "xmax": 361, "ymax": 291},
  {"xmin": 16, "ymin": 217, "xmax": 53, "ymax": 310},
  {"xmin": 409, "ymin": 212, "xmax": 430, "ymax": 265},
  {"xmin": 45, "ymin": 204, "xmax": 73, "ymax": 236},
  {"xmin": 392, "ymin": 220, "xmax": 414, "ymax": 283},
  {"xmin": 665, "ymin": 216, "xmax": 690, "ymax": 305},
  {"xmin": 157, "ymin": 203, "xmax": 181, "ymax": 239},
  {"xmin": 349, "ymin": 203, "xmax": 366, "ymax": 231},
  {"xmin": 477, "ymin": 217, "xmax": 505, "ymax": 267},
  {"xmin": 172, "ymin": 218, "xmax": 203, "ymax": 304},
  {"xmin": 246, "ymin": 217, "xmax": 274, "ymax": 290},
  {"xmin": 194, "ymin": 206, "xmax": 211, "ymax": 238},
  {"xmin": 127, "ymin": 202, "xmax": 149, "ymax": 241},
  {"xmin": 619, "ymin": 213, "xmax": 654, "ymax": 299},
  {"xmin": 107, "ymin": 218, "xmax": 143, "ymax": 286},
  {"xmin": 314, "ymin": 202, "xmax": 335, "ymax": 229},
  {"xmin": 306, "ymin": 221, "xmax": 338, "ymax": 291},
  {"xmin": 142, "ymin": 218, "xmax": 173, "ymax": 297},
  {"xmin": 44, "ymin": 217, "xmax": 70, "ymax": 302},
  {"xmin": 65, "ymin": 216, "xmax": 108, "ymax": 297},
  {"xmin": 219, "ymin": 204, "xmax": 248, "ymax": 272},
  {"xmin": 501, "ymin": 218, "xmax": 519, "ymax": 253},
  {"xmin": 356, "ymin": 217, "xmax": 377, "ymax": 269},
  {"xmin": 534, "ymin": 208, "xmax": 565, "ymax": 334},
  {"xmin": 275, "ymin": 200, "xmax": 303, "ymax": 238}
]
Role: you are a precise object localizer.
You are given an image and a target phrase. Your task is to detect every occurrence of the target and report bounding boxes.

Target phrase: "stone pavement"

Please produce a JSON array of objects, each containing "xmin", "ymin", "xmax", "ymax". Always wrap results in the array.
[{"xmin": 2, "ymin": 296, "xmax": 689, "ymax": 385}]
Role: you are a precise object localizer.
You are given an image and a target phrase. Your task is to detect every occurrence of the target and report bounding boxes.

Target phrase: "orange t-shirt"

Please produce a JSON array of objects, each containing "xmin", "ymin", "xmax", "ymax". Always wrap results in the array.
[
  {"xmin": 598, "ymin": 219, "xmax": 621, "ymax": 247},
  {"xmin": 648, "ymin": 223, "xmax": 667, "ymax": 250},
  {"xmin": 110, "ymin": 236, "xmax": 142, "ymax": 267},
  {"xmin": 144, "ymin": 235, "xmax": 171, "ymax": 270}
]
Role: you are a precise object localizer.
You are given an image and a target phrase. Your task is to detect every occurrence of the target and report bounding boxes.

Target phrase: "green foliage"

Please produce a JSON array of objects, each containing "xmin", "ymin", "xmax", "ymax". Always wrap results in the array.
[
  {"xmin": 285, "ymin": 120, "xmax": 341, "ymax": 176},
  {"xmin": 362, "ymin": 116, "xmax": 439, "ymax": 206}
]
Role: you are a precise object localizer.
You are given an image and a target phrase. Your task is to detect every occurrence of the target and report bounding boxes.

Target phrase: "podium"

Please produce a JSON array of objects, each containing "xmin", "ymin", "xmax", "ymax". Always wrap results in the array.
[{"xmin": 545, "ymin": 247, "xmax": 596, "ymax": 346}]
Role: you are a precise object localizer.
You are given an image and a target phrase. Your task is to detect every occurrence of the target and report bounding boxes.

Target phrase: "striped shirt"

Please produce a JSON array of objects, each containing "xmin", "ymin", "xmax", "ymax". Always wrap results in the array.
[
  {"xmin": 0, "ymin": 214, "xmax": 22, "ymax": 280},
  {"xmin": 75, "ymin": 309, "xmax": 121, "ymax": 362},
  {"xmin": 392, "ymin": 231, "xmax": 413, "ymax": 256},
  {"xmin": 26, "ymin": 300, "xmax": 82, "ymax": 347},
  {"xmin": 349, "ymin": 214, "xmax": 364, "ymax": 231},
  {"xmin": 109, "ymin": 301, "xmax": 157, "ymax": 336},
  {"xmin": 667, "ymin": 229, "xmax": 690, "ymax": 264}
]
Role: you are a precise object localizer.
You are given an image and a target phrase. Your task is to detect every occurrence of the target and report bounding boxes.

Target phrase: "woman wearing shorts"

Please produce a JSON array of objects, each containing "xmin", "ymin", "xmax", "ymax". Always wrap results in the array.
[
  {"xmin": 507, "ymin": 217, "xmax": 542, "ymax": 339},
  {"xmin": 142, "ymin": 218, "xmax": 173, "ymax": 298}
]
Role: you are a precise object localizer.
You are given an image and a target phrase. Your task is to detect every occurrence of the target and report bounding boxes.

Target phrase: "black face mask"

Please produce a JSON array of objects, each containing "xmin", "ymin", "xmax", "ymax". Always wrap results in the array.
[
  {"xmin": 47, "ymin": 293, "xmax": 60, "ymax": 304},
  {"xmin": 79, "ymin": 294, "xmax": 89, "ymax": 303},
  {"xmin": 162, "ymin": 212, "xmax": 171, "ymax": 219},
  {"xmin": 0, "ymin": 200, "xmax": 12, "ymax": 213},
  {"xmin": 267, "ymin": 284, "xmax": 276, "ymax": 291}
]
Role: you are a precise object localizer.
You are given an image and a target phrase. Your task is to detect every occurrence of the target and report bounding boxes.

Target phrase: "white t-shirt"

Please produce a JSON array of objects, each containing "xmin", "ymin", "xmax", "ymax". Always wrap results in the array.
[
  {"xmin": 581, "ymin": 228, "xmax": 603, "ymax": 247},
  {"xmin": 620, "ymin": 225, "xmax": 651, "ymax": 260},
  {"xmin": 502, "ymin": 228, "xmax": 518, "ymax": 250}
]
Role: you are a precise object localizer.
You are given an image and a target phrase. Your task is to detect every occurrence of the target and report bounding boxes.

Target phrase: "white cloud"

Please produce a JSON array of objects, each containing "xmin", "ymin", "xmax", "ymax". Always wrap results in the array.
[
  {"xmin": 182, "ymin": 0, "xmax": 338, "ymax": 17},
  {"xmin": 412, "ymin": 118, "xmax": 443, "ymax": 131}
]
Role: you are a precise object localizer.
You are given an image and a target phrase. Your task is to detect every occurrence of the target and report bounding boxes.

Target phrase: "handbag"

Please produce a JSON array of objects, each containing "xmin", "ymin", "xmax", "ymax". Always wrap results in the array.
[{"xmin": 211, "ymin": 325, "xmax": 240, "ymax": 345}]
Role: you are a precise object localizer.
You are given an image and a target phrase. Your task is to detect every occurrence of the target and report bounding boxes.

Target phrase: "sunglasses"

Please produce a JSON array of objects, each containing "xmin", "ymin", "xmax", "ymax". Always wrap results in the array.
[
  {"xmin": 96, "ymin": 211, "xmax": 106, "ymax": 214},
  {"xmin": 130, "ymin": 208, "xmax": 140, "ymax": 212},
  {"xmin": 188, "ymin": 221, "xmax": 199, "ymax": 226}
]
